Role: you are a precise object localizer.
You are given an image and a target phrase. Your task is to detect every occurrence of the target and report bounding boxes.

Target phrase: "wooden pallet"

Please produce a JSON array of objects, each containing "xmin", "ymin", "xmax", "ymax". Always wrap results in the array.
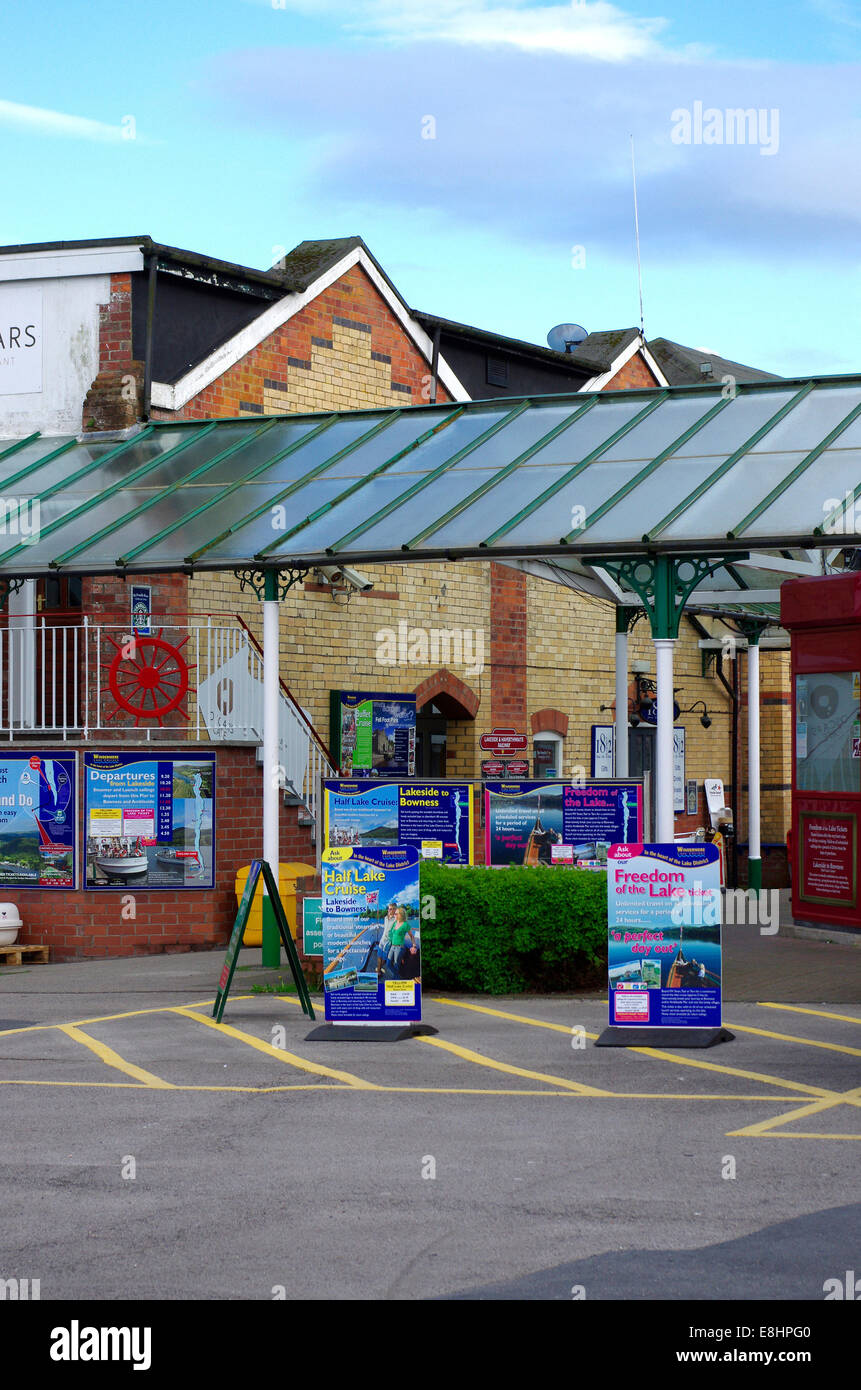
[{"xmin": 0, "ymin": 943, "xmax": 49, "ymax": 967}]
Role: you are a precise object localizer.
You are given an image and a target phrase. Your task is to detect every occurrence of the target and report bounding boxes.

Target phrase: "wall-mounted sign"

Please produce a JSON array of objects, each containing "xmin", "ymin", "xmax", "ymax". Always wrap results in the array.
[
  {"xmin": 591, "ymin": 724, "xmax": 685, "ymax": 812},
  {"xmin": 0, "ymin": 285, "xmax": 43, "ymax": 396},
  {"xmin": 130, "ymin": 585, "xmax": 152, "ymax": 635},
  {"xmin": 607, "ymin": 842, "xmax": 722, "ymax": 1029},
  {"xmin": 686, "ymin": 778, "xmax": 699, "ymax": 817},
  {"xmin": 506, "ymin": 759, "xmax": 531, "ymax": 778},
  {"xmin": 324, "ymin": 780, "xmax": 473, "ymax": 864},
  {"xmin": 799, "ymin": 810, "xmax": 857, "ymax": 906},
  {"xmin": 321, "ymin": 845, "xmax": 421, "ymax": 1024},
  {"xmin": 84, "ymin": 752, "xmax": 215, "ymax": 889},
  {"xmin": 330, "ymin": 691, "xmax": 416, "ymax": 777},
  {"xmin": 302, "ymin": 896, "xmax": 323, "ymax": 955},
  {"xmin": 481, "ymin": 759, "xmax": 507, "ymax": 778},
  {"xmin": 479, "ymin": 727, "xmax": 529, "ymax": 757},
  {"xmin": 0, "ymin": 753, "xmax": 76, "ymax": 889},
  {"xmin": 484, "ymin": 780, "xmax": 643, "ymax": 867}
]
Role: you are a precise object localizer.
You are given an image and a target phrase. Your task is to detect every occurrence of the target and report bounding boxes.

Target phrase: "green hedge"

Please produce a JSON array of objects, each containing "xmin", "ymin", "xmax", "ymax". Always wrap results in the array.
[{"xmin": 419, "ymin": 863, "xmax": 608, "ymax": 994}]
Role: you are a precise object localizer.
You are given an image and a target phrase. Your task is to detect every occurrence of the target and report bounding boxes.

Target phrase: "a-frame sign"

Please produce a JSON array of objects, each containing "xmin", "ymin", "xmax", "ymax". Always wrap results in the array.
[{"xmin": 212, "ymin": 860, "xmax": 316, "ymax": 1024}]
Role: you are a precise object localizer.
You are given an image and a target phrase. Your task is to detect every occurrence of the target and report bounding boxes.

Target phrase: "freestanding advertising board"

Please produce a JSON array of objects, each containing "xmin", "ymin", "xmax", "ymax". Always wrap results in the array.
[
  {"xmin": 606, "ymin": 842, "xmax": 722, "ymax": 1030},
  {"xmin": 321, "ymin": 845, "xmax": 421, "ymax": 1025}
]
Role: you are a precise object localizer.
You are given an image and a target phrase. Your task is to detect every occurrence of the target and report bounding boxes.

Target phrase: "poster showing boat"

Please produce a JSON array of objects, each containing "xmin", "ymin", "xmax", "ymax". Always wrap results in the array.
[
  {"xmin": 0, "ymin": 753, "xmax": 76, "ymax": 889},
  {"xmin": 84, "ymin": 752, "xmax": 215, "ymax": 889},
  {"xmin": 484, "ymin": 781, "xmax": 643, "ymax": 867},
  {"xmin": 321, "ymin": 845, "xmax": 421, "ymax": 1023},
  {"xmin": 323, "ymin": 780, "xmax": 473, "ymax": 863},
  {"xmin": 607, "ymin": 842, "xmax": 722, "ymax": 1028},
  {"xmin": 330, "ymin": 691, "xmax": 416, "ymax": 777}
]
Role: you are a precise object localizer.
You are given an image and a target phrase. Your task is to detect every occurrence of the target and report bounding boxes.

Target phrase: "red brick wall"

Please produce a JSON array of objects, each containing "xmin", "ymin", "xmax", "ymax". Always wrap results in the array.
[
  {"xmin": 152, "ymin": 264, "xmax": 450, "ymax": 419},
  {"xmin": 490, "ymin": 564, "xmax": 528, "ymax": 729},
  {"xmin": 603, "ymin": 354, "xmax": 659, "ymax": 390},
  {"xmin": 18, "ymin": 745, "xmax": 315, "ymax": 960}
]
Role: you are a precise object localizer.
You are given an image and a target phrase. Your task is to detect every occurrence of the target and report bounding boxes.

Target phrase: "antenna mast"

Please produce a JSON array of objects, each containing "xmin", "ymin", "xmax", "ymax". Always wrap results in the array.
[{"xmin": 630, "ymin": 134, "xmax": 645, "ymax": 339}]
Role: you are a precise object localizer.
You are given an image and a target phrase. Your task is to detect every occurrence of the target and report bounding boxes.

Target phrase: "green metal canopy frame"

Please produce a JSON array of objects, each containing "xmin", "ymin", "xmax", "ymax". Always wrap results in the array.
[{"xmin": 0, "ymin": 374, "xmax": 855, "ymax": 613}]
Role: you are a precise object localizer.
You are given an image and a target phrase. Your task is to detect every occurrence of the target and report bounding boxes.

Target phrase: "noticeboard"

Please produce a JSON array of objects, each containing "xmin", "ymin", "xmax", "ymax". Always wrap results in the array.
[
  {"xmin": 324, "ymin": 779, "xmax": 474, "ymax": 864},
  {"xmin": 484, "ymin": 780, "xmax": 643, "ymax": 868},
  {"xmin": 0, "ymin": 752, "xmax": 77, "ymax": 889},
  {"xmin": 329, "ymin": 690, "xmax": 416, "ymax": 777},
  {"xmin": 84, "ymin": 752, "xmax": 215, "ymax": 889}
]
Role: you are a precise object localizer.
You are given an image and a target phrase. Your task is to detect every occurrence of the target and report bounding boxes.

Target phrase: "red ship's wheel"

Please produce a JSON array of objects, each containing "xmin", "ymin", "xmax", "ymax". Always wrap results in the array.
[{"xmin": 105, "ymin": 631, "xmax": 195, "ymax": 726}]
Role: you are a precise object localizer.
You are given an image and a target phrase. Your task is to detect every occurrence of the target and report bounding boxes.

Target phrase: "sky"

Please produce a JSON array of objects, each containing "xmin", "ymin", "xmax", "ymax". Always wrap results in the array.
[{"xmin": 2, "ymin": 0, "xmax": 861, "ymax": 375}]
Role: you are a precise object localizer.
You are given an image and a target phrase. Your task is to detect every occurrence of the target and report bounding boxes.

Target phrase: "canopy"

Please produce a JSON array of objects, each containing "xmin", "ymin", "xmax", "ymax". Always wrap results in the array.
[{"xmin": 0, "ymin": 376, "xmax": 855, "ymax": 607}]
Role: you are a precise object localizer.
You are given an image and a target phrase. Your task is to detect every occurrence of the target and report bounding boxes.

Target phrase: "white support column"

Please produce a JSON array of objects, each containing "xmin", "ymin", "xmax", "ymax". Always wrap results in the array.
[
  {"xmin": 747, "ymin": 640, "xmax": 762, "ymax": 893},
  {"xmin": 614, "ymin": 622, "xmax": 629, "ymax": 778},
  {"xmin": 654, "ymin": 637, "xmax": 676, "ymax": 842},
  {"xmin": 262, "ymin": 578, "xmax": 281, "ymax": 965}
]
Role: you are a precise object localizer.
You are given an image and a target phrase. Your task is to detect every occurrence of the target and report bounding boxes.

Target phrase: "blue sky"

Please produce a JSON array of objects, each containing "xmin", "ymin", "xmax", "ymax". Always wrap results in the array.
[{"xmin": 2, "ymin": 0, "xmax": 860, "ymax": 375}]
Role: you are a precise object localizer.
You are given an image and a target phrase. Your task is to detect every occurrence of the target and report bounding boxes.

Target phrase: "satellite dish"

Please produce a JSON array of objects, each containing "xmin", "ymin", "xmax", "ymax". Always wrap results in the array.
[{"xmin": 547, "ymin": 323, "xmax": 588, "ymax": 353}]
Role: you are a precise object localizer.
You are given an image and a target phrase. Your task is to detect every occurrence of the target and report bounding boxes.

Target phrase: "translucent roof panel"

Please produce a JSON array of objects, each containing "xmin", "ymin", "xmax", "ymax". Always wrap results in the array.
[{"xmin": 3, "ymin": 378, "xmax": 861, "ymax": 582}]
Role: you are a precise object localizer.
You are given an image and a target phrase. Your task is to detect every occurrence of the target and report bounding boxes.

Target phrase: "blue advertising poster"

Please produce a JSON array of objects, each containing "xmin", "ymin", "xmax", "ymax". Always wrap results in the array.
[
  {"xmin": 84, "ymin": 752, "xmax": 215, "ymax": 889},
  {"xmin": 324, "ymin": 780, "xmax": 474, "ymax": 863},
  {"xmin": 333, "ymin": 691, "xmax": 416, "ymax": 777},
  {"xmin": 607, "ymin": 842, "xmax": 722, "ymax": 1028},
  {"xmin": 484, "ymin": 781, "xmax": 643, "ymax": 867},
  {"xmin": 321, "ymin": 845, "xmax": 421, "ymax": 1023},
  {"xmin": 0, "ymin": 753, "xmax": 76, "ymax": 889}
]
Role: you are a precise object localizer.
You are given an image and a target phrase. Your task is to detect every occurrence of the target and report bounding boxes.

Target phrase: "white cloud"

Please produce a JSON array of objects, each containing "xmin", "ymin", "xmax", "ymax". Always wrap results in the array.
[
  {"xmin": 262, "ymin": 0, "xmax": 703, "ymax": 63},
  {"xmin": 0, "ymin": 99, "xmax": 136, "ymax": 143}
]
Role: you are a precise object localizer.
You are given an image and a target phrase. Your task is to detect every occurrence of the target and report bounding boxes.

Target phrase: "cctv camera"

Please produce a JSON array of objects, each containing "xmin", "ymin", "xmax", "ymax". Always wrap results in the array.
[{"xmin": 338, "ymin": 566, "xmax": 374, "ymax": 592}]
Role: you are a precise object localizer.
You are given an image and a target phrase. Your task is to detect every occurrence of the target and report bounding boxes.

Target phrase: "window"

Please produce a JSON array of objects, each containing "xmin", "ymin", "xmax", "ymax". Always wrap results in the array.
[
  {"xmin": 533, "ymin": 731, "xmax": 563, "ymax": 779},
  {"xmin": 795, "ymin": 672, "xmax": 860, "ymax": 793}
]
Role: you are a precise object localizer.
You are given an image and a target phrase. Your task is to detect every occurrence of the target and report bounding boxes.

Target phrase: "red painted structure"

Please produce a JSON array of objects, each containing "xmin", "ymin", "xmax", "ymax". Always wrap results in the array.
[{"xmin": 782, "ymin": 572, "xmax": 861, "ymax": 931}]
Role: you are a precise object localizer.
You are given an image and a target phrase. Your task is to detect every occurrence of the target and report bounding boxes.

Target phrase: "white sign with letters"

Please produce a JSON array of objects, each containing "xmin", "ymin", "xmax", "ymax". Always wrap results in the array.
[{"xmin": 0, "ymin": 286, "xmax": 43, "ymax": 396}]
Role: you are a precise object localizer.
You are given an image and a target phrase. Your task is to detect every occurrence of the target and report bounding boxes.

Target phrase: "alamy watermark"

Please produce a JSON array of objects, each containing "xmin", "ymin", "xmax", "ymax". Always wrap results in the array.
[
  {"xmin": 376, "ymin": 621, "xmax": 485, "ymax": 676},
  {"xmin": 0, "ymin": 496, "xmax": 40, "ymax": 545},
  {"xmin": 671, "ymin": 102, "xmax": 779, "ymax": 157}
]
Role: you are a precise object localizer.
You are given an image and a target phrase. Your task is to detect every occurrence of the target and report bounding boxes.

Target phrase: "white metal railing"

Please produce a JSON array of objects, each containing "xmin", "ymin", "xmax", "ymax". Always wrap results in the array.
[{"xmin": 0, "ymin": 616, "xmax": 335, "ymax": 828}]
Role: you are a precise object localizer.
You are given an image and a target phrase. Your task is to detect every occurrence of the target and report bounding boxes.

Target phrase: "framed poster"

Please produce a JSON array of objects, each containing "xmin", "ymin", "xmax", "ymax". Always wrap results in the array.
[
  {"xmin": 321, "ymin": 845, "xmax": 421, "ymax": 1023},
  {"xmin": 130, "ymin": 585, "xmax": 152, "ymax": 635},
  {"xmin": 799, "ymin": 810, "xmax": 857, "ymax": 907},
  {"xmin": 324, "ymin": 779, "xmax": 473, "ymax": 864},
  {"xmin": 686, "ymin": 778, "xmax": 699, "ymax": 817},
  {"xmin": 329, "ymin": 691, "xmax": 416, "ymax": 777},
  {"xmin": 84, "ymin": 752, "xmax": 215, "ymax": 889},
  {"xmin": 484, "ymin": 780, "xmax": 643, "ymax": 868},
  {"xmin": 0, "ymin": 752, "xmax": 76, "ymax": 889},
  {"xmin": 607, "ymin": 842, "xmax": 722, "ymax": 1028}
]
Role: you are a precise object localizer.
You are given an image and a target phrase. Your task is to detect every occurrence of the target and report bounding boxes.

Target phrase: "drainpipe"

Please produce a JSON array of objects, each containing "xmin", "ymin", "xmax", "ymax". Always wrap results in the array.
[
  {"xmin": 429, "ymin": 324, "xmax": 441, "ymax": 405},
  {"xmin": 688, "ymin": 613, "xmax": 739, "ymax": 889},
  {"xmin": 142, "ymin": 250, "xmax": 157, "ymax": 420}
]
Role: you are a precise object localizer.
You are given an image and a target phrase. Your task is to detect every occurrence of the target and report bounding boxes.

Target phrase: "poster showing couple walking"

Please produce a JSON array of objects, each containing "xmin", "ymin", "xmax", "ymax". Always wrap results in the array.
[{"xmin": 321, "ymin": 844, "xmax": 422, "ymax": 1024}]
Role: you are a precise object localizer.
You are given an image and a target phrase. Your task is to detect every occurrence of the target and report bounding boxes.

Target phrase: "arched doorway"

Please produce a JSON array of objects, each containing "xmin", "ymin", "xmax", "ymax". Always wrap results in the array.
[{"xmin": 412, "ymin": 670, "xmax": 480, "ymax": 778}]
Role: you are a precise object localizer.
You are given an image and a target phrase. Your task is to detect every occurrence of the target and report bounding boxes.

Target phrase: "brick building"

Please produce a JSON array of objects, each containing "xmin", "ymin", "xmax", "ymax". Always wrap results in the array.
[{"xmin": 0, "ymin": 234, "xmax": 790, "ymax": 957}]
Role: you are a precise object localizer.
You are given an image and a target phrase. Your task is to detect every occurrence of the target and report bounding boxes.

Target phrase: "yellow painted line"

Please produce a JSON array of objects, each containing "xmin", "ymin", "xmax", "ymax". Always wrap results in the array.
[
  {"xmin": 418, "ymin": 1034, "xmax": 611, "ymax": 1095},
  {"xmin": 429, "ymin": 995, "xmax": 578, "ymax": 1036},
  {"xmin": 727, "ymin": 1022, "xmax": 861, "ymax": 1059},
  {"xmin": 756, "ymin": 1003, "xmax": 861, "ymax": 1026},
  {"xmin": 172, "ymin": 1007, "xmax": 379, "ymax": 1090},
  {"xmin": 0, "ymin": 996, "xmax": 252, "ymax": 1037},
  {"xmin": 728, "ymin": 1084, "xmax": 861, "ymax": 1138},
  {"xmin": 745, "ymin": 1132, "xmax": 861, "ymax": 1141},
  {"xmin": 430, "ymin": 996, "xmax": 846, "ymax": 1102},
  {"xmin": 57, "ymin": 1024, "xmax": 175, "ymax": 1089}
]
